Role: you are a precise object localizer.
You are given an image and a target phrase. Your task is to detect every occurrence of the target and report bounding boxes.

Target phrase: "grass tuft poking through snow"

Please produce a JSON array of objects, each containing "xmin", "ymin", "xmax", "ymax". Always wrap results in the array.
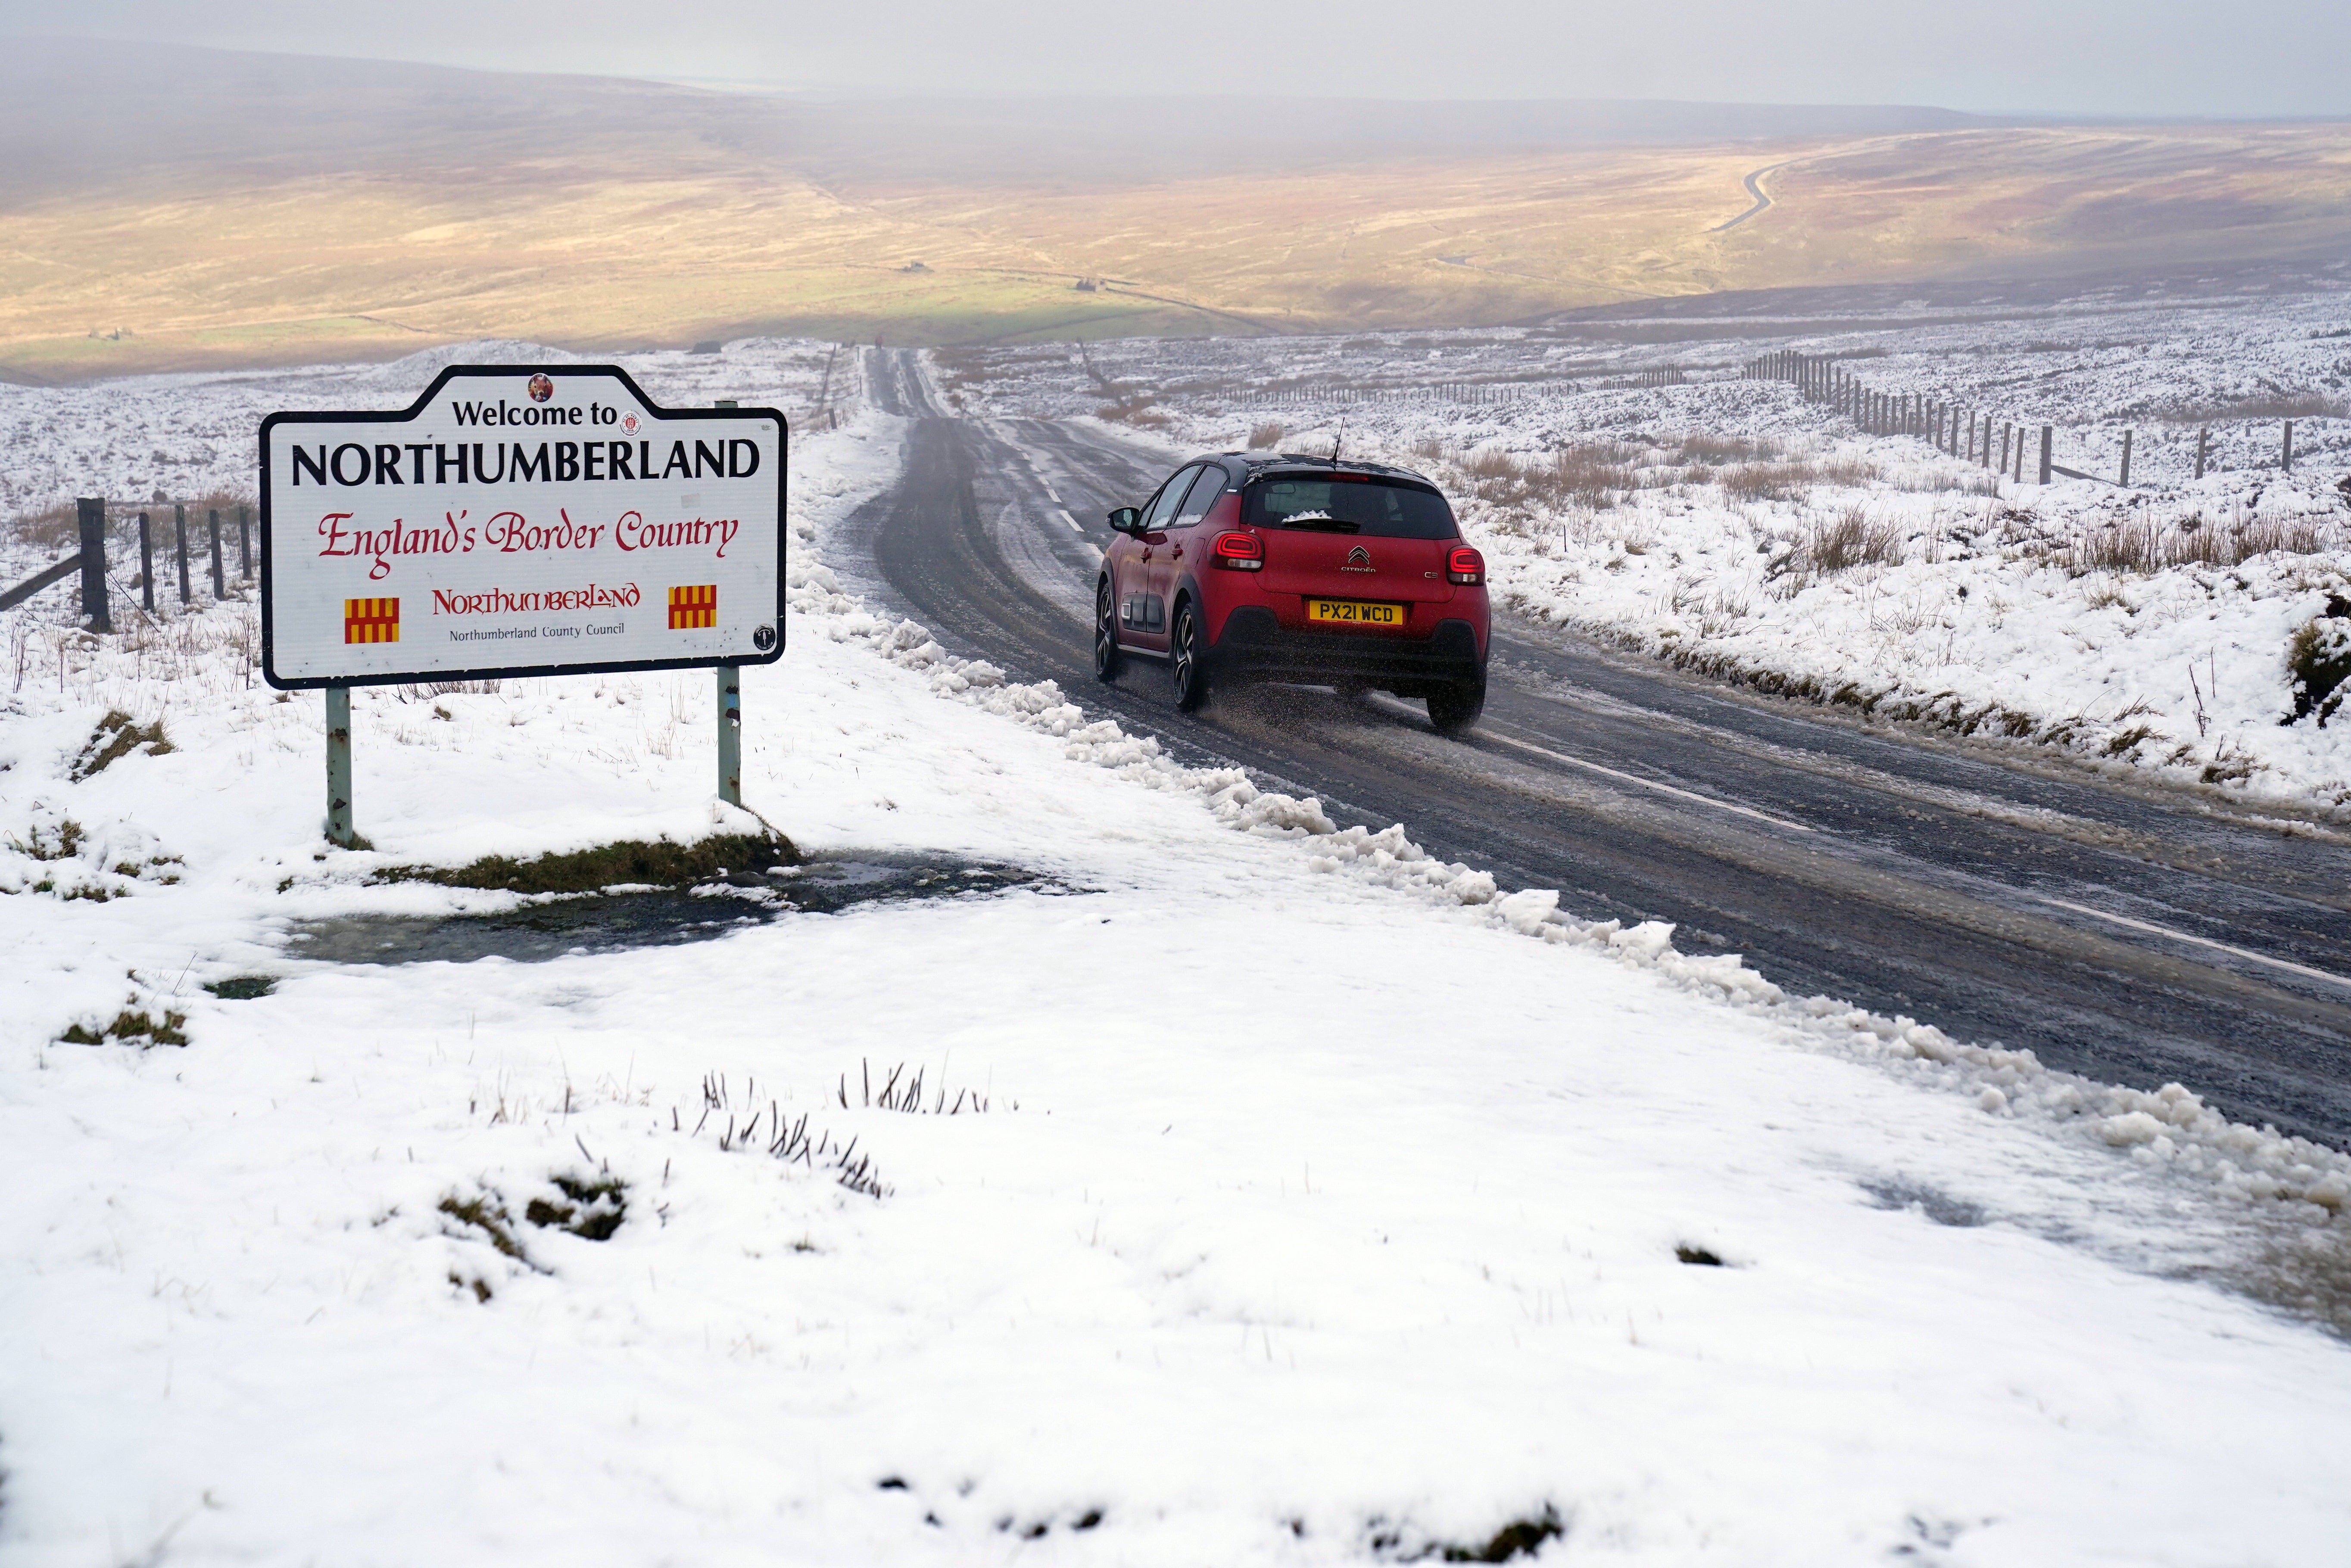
[
  {"xmin": 524, "ymin": 1173, "xmax": 628, "ymax": 1241},
  {"xmin": 68, "ymin": 710, "xmax": 171, "ymax": 781},
  {"xmin": 686, "ymin": 1070, "xmax": 890, "ymax": 1198},
  {"xmin": 2287, "ymin": 604, "xmax": 2351, "ymax": 725},
  {"xmin": 55, "ymin": 1007, "xmax": 187, "ymax": 1048}
]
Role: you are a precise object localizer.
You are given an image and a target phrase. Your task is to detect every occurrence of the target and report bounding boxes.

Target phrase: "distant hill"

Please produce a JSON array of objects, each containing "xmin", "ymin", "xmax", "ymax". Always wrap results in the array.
[{"xmin": 0, "ymin": 37, "xmax": 2343, "ymax": 380}]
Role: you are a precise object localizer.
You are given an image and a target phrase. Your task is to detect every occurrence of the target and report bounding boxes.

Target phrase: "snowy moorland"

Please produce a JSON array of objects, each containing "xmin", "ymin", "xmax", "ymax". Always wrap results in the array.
[
  {"xmin": 4, "ymin": 341, "xmax": 2351, "ymax": 1563},
  {"xmin": 942, "ymin": 287, "xmax": 2351, "ymax": 815}
]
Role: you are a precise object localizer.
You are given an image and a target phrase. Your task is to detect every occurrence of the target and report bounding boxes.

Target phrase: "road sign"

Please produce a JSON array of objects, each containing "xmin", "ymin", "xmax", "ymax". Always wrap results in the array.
[{"xmin": 259, "ymin": 364, "xmax": 785, "ymax": 690}]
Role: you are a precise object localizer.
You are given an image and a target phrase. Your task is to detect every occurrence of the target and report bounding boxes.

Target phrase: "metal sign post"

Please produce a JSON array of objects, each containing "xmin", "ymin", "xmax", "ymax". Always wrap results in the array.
[
  {"xmin": 717, "ymin": 664, "xmax": 742, "ymax": 806},
  {"xmin": 711, "ymin": 401, "xmax": 743, "ymax": 809},
  {"xmin": 326, "ymin": 686, "xmax": 354, "ymax": 847},
  {"xmin": 259, "ymin": 364, "xmax": 786, "ymax": 847}
]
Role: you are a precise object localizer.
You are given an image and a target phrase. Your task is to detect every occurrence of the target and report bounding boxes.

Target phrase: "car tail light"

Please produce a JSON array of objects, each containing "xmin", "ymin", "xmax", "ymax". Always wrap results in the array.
[
  {"xmin": 1447, "ymin": 545, "xmax": 1485, "ymax": 585},
  {"xmin": 1211, "ymin": 531, "xmax": 1264, "ymax": 571}
]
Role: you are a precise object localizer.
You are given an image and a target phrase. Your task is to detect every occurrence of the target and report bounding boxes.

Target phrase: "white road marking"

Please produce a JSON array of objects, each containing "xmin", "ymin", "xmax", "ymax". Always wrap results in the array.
[
  {"xmin": 2035, "ymin": 897, "xmax": 2351, "ymax": 989},
  {"xmin": 1485, "ymin": 730, "xmax": 1815, "ymax": 832},
  {"xmin": 1058, "ymin": 509, "xmax": 1082, "ymax": 532},
  {"xmin": 1046, "ymin": 486, "xmax": 1063, "ymax": 505}
]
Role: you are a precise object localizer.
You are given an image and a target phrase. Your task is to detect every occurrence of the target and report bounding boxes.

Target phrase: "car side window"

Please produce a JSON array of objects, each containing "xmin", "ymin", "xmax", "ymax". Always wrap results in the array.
[
  {"xmin": 1140, "ymin": 466, "xmax": 1200, "ymax": 532},
  {"xmin": 1171, "ymin": 464, "xmax": 1226, "ymax": 528}
]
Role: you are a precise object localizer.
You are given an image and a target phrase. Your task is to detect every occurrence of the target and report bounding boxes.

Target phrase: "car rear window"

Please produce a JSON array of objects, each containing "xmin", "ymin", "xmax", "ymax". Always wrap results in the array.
[{"xmin": 1242, "ymin": 475, "xmax": 1457, "ymax": 538}]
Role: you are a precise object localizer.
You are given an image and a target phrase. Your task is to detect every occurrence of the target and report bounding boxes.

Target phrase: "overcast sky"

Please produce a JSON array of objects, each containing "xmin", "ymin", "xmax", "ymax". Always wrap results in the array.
[{"xmin": 5, "ymin": 0, "xmax": 2348, "ymax": 118}]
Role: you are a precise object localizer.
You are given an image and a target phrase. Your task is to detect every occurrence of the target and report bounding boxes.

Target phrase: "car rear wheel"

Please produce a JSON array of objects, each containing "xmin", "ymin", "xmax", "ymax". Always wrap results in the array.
[
  {"xmin": 1093, "ymin": 579, "xmax": 1123, "ymax": 682},
  {"xmin": 1427, "ymin": 672, "xmax": 1485, "ymax": 736},
  {"xmin": 1170, "ymin": 600, "xmax": 1210, "ymax": 711}
]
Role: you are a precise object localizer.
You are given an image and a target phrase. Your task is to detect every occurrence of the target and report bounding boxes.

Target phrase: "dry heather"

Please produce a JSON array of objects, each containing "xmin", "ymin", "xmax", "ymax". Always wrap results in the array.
[
  {"xmin": 1416, "ymin": 436, "xmax": 2003, "ymax": 518},
  {"xmin": 1095, "ymin": 398, "xmax": 1174, "ymax": 429},
  {"xmin": 1780, "ymin": 507, "xmax": 1905, "ymax": 581},
  {"xmin": 2064, "ymin": 511, "xmax": 2342, "ymax": 573},
  {"xmin": 8, "ymin": 492, "xmax": 255, "ymax": 556}
]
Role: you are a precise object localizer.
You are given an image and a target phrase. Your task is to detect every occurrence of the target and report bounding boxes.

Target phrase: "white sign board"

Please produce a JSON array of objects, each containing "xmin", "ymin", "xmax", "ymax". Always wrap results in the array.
[{"xmin": 260, "ymin": 364, "xmax": 785, "ymax": 689}]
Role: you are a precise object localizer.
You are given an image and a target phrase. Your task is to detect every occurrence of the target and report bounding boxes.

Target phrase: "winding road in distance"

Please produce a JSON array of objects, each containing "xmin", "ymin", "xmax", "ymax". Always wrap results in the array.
[
  {"xmin": 1712, "ymin": 161, "xmax": 1790, "ymax": 232},
  {"xmin": 836, "ymin": 349, "xmax": 2351, "ymax": 1149}
]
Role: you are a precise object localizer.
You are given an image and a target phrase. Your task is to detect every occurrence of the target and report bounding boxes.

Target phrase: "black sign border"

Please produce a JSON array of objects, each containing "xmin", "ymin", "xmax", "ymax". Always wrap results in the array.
[{"xmin": 259, "ymin": 362, "xmax": 788, "ymax": 691}]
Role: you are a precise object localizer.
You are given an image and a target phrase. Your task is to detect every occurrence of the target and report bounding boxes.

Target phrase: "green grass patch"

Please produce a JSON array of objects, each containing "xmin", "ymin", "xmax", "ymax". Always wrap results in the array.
[
  {"xmin": 376, "ymin": 831, "xmax": 799, "ymax": 894},
  {"xmin": 59, "ymin": 1008, "xmax": 189, "ymax": 1048}
]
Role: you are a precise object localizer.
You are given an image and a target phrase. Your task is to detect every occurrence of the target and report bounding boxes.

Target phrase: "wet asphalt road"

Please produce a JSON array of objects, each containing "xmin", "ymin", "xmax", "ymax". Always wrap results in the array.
[{"xmin": 835, "ymin": 351, "xmax": 2351, "ymax": 1149}]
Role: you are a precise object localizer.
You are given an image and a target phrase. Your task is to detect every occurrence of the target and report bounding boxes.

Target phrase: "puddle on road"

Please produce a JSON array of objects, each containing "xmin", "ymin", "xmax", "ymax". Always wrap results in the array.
[{"xmin": 286, "ymin": 854, "xmax": 1066, "ymax": 967}]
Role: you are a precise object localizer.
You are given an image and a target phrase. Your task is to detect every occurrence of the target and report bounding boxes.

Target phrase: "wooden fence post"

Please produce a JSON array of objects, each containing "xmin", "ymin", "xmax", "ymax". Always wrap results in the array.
[
  {"xmin": 174, "ymin": 503, "xmax": 191, "ymax": 604},
  {"xmin": 2038, "ymin": 425, "xmax": 2053, "ymax": 485},
  {"xmin": 77, "ymin": 498, "xmax": 110, "ymax": 634},
  {"xmin": 2194, "ymin": 426, "xmax": 2209, "ymax": 479},
  {"xmin": 2283, "ymin": 421, "xmax": 2295, "ymax": 473},
  {"xmin": 239, "ymin": 505, "xmax": 253, "ymax": 580},
  {"xmin": 208, "ymin": 510, "xmax": 224, "ymax": 599},
  {"xmin": 138, "ymin": 512, "xmax": 154, "ymax": 612},
  {"xmin": 2119, "ymin": 429, "xmax": 2133, "ymax": 487}
]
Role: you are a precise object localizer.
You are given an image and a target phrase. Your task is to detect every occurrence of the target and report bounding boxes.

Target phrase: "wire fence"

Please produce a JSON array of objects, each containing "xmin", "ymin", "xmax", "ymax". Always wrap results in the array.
[
  {"xmin": 0, "ymin": 500, "xmax": 252, "ymax": 629},
  {"xmin": 1744, "ymin": 347, "xmax": 2320, "ymax": 488}
]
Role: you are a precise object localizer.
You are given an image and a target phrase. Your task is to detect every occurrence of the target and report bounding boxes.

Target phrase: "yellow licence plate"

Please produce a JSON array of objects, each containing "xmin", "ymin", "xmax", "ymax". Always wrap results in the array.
[{"xmin": 1305, "ymin": 598, "xmax": 1406, "ymax": 627}]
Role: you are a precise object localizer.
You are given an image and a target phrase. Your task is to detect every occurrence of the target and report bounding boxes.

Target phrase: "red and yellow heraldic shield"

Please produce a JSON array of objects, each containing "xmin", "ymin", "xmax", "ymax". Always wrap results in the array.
[
  {"xmin": 668, "ymin": 584, "xmax": 717, "ymax": 630},
  {"xmin": 344, "ymin": 597, "xmax": 400, "ymax": 644}
]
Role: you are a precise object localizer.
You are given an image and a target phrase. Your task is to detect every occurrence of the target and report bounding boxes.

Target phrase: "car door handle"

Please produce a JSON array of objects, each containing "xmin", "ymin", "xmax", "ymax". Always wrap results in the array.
[
  {"xmin": 1140, "ymin": 547, "xmax": 1154, "ymax": 560},
  {"xmin": 1171, "ymin": 544, "xmax": 1184, "ymax": 560}
]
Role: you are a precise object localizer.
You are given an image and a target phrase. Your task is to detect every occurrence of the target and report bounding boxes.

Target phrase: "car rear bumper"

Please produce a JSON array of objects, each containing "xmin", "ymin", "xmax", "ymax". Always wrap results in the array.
[{"xmin": 1208, "ymin": 607, "xmax": 1485, "ymax": 686}]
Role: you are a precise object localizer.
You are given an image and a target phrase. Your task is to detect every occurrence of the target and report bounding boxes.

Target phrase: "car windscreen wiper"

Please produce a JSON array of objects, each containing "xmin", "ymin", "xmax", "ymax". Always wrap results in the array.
[{"xmin": 1279, "ymin": 517, "xmax": 1362, "ymax": 532}]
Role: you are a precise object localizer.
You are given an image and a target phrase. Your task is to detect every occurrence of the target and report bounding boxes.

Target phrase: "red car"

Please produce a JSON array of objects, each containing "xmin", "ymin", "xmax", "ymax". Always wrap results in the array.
[{"xmin": 1096, "ymin": 454, "xmax": 1489, "ymax": 733}]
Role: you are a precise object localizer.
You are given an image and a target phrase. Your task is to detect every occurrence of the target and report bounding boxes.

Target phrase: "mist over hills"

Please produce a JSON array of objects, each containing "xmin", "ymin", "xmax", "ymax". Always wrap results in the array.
[{"xmin": 0, "ymin": 36, "xmax": 1995, "ymax": 199}]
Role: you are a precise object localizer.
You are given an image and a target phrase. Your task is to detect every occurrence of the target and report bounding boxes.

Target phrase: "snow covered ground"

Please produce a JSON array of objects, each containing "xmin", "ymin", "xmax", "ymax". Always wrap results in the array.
[
  {"xmin": 942, "ymin": 287, "xmax": 2351, "ymax": 815},
  {"xmin": 6, "ymin": 341, "xmax": 2351, "ymax": 1564}
]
